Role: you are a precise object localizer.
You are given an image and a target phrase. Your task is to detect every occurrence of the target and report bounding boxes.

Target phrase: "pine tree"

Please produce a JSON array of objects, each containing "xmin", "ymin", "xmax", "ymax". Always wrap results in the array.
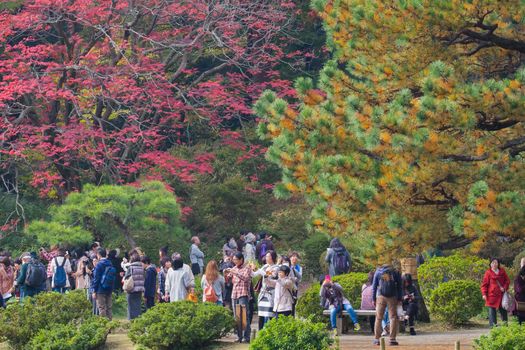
[{"xmin": 256, "ymin": 0, "xmax": 525, "ymax": 258}]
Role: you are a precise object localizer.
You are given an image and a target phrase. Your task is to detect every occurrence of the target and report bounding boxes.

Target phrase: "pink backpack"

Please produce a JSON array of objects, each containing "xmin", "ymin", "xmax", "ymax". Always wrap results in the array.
[{"xmin": 361, "ymin": 285, "xmax": 375, "ymax": 310}]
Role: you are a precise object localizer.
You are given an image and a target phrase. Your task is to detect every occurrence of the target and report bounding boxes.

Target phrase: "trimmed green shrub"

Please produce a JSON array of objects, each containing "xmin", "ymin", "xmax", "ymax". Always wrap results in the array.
[
  {"xmin": 474, "ymin": 322, "xmax": 525, "ymax": 350},
  {"xmin": 296, "ymin": 283, "xmax": 323, "ymax": 322},
  {"xmin": 250, "ymin": 316, "xmax": 335, "ymax": 350},
  {"xmin": 333, "ymin": 272, "xmax": 368, "ymax": 308},
  {"xmin": 0, "ymin": 290, "xmax": 91, "ymax": 349},
  {"xmin": 28, "ymin": 316, "xmax": 113, "ymax": 350},
  {"xmin": 296, "ymin": 273, "xmax": 368, "ymax": 323},
  {"xmin": 128, "ymin": 301, "xmax": 235, "ymax": 350},
  {"xmin": 112, "ymin": 293, "xmax": 128, "ymax": 318},
  {"xmin": 428, "ymin": 280, "xmax": 484, "ymax": 326},
  {"xmin": 418, "ymin": 254, "xmax": 486, "ymax": 299}
]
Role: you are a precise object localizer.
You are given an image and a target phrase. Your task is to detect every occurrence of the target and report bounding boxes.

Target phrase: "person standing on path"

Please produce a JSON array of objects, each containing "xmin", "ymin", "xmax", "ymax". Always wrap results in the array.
[
  {"xmin": 50, "ymin": 248, "xmax": 72, "ymax": 293},
  {"xmin": 91, "ymin": 248, "xmax": 115, "ymax": 320},
  {"xmin": 481, "ymin": 258, "xmax": 510, "ymax": 327},
  {"xmin": 514, "ymin": 266, "xmax": 525, "ymax": 325},
  {"xmin": 326, "ymin": 238, "xmax": 351, "ymax": 277},
  {"xmin": 372, "ymin": 263, "xmax": 403, "ymax": 346},
  {"xmin": 142, "ymin": 256, "xmax": 157, "ymax": 310},
  {"xmin": 189, "ymin": 236, "xmax": 205, "ymax": 275},
  {"xmin": 165, "ymin": 256, "xmax": 194, "ymax": 302},
  {"xmin": 124, "ymin": 252, "xmax": 145, "ymax": 320},
  {"xmin": 225, "ymin": 252, "xmax": 254, "ymax": 344}
]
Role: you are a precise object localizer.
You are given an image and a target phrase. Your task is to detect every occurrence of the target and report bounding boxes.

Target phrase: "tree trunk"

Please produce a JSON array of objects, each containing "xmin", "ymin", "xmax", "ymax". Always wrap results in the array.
[{"xmin": 415, "ymin": 280, "xmax": 430, "ymax": 323}]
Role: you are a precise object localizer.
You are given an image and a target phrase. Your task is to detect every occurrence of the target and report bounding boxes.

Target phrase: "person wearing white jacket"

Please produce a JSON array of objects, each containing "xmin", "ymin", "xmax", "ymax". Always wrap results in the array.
[{"xmin": 50, "ymin": 248, "xmax": 72, "ymax": 293}]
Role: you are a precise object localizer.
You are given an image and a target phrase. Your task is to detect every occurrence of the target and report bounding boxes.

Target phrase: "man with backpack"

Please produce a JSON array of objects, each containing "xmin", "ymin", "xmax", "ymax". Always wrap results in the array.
[
  {"xmin": 326, "ymin": 238, "xmax": 351, "ymax": 277},
  {"xmin": 372, "ymin": 262, "xmax": 403, "ymax": 346},
  {"xmin": 13, "ymin": 252, "xmax": 46, "ymax": 302},
  {"xmin": 50, "ymin": 248, "xmax": 72, "ymax": 293},
  {"xmin": 255, "ymin": 232, "xmax": 274, "ymax": 264},
  {"xmin": 91, "ymin": 248, "xmax": 116, "ymax": 320}
]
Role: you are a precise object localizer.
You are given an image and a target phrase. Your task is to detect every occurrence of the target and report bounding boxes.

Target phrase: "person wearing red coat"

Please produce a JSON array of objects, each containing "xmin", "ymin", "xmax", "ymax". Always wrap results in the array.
[{"xmin": 481, "ymin": 258, "xmax": 510, "ymax": 327}]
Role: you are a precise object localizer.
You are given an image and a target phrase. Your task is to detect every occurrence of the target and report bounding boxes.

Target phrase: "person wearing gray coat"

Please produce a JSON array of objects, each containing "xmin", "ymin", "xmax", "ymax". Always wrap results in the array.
[{"xmin": 124, "ymin": 253, "xmax": 145, "ymax": 320}]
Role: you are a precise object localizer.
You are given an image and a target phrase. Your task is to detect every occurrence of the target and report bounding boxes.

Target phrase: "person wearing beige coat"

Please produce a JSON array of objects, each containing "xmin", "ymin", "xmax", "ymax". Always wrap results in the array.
[{"xmin": 266, "ymin": 265, "xmax": 296, "ymax": 317}]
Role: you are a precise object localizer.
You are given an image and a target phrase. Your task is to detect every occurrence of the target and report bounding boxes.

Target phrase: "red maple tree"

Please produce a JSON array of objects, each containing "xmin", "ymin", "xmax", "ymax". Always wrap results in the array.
[{"xmin": 0, "ymin": 0, "xmax": 303, "ymax": 200}]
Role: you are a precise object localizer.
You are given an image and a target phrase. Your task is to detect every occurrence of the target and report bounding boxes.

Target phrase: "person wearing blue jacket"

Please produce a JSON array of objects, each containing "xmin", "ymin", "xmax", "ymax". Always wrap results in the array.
[
  {"xmin": 91, "ymin": 248, "xmax": 114, "ymax": 320},
  {"xmin": 372, "ymin": 263, "xmax": 402, "ymax": 346},
  {"xmin": 142, "ymin": 256, "xmax": 157, "ymax": 309}
]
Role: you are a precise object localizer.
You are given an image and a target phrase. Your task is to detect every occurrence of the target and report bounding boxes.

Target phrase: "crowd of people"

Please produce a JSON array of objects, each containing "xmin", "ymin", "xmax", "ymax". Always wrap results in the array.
[
  {"xmin": 0, "ymin": 230, "xmax": 304, "ymax": 344},
  {"xmin": 1, "ymin": 233, "xmax": 525, "ymax": 347}
]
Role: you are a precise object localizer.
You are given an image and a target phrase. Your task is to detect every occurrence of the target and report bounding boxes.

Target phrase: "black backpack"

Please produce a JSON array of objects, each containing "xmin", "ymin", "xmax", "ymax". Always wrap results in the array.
[
  {"xmin": 379, "ymin": 268, "xmax": 397, "ymax": 298},
  {"xmin": 25, "ymin": 259, "xmax": 47, "ymax": 288},
  {"xmin": 333, "ymin": 250, "xmax": 349, "ymax": 275}
]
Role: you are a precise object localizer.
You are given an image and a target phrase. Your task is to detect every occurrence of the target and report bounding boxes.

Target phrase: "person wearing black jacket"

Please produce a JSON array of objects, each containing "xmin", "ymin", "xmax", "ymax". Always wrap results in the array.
[
  {"xmin": 142, "ymin": 256, "xmax": 157, "ymax": 310},
  {"xmin": 402, "ymin": 274, "xmax": 419, "ymax": 335},
  {"xmin": 108, "ymin": 250, "xmax": 123, "ymax": 294}
]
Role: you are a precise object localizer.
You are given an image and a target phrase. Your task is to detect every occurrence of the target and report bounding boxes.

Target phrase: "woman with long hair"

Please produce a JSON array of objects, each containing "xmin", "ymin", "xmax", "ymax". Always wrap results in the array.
[{"xmin": 201, "ymin": 260, "xmax": 225, "ymax": 305}]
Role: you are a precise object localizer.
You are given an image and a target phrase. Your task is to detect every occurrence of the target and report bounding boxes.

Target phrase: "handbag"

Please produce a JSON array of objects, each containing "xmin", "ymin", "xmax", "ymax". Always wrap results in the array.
[
  {"xmin": 496, "ymin": 280, "xmax": 513, "ymax": 311},
  {"xmin": 516, "ymin": 300, "xmax": 525, "ymax": 312},
  {"xmin": 123, "ymin": 267, "xmax": 135, "ymax": 293}
]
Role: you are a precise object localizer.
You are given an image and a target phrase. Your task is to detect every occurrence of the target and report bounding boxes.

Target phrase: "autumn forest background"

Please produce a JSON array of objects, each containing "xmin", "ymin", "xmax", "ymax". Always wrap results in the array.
[{"xmin": 0, "ymin": 0, "xmax": 523, "ymax": 270}]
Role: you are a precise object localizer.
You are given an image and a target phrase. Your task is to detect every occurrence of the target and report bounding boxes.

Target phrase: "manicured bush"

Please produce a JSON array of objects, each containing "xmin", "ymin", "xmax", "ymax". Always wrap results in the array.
[
  {"xmin": 428, "ymin": 280, "xmax": 484, "ymax": 326},
  {"xmin": 296, "ymin": 283, "xmax": 323, "ymax": 322},
  {"xmin": 128, "ymin": 301, "xmax": 235, "ymax": 350},
  {"xmin": 418, "ymin": 254, "xmax": 486, "ymax": 299},
  {"xmin": 0, "ymin": 290, "xmax": 91, "ymax": 349},
  {"xmin": 28, "ymin": 316, "xmax": 113, "ymax": 350},
  {"xmin": 474, "ymin": 322, "xmax": 525, "ymax": 350},
  {"xmin": 296, "ymin": 273, "xmax": 367, "ymax": 323},
  {"xmin": 333, "ymin": 272, "xmax": 368, "ymax": 308},
  {"xmin": 250, "ymin": 316, "xmax": 335, "ymax": 350},
  {"xmin": 112, "ymin": 293, "xmax": 128, "ymax": 318}
]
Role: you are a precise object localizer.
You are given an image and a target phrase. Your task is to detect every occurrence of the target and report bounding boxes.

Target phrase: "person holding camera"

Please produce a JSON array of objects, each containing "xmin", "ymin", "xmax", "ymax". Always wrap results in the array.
[{"xmin": 402, "ymin": 274, "xmax": 419, "ymax": 335}]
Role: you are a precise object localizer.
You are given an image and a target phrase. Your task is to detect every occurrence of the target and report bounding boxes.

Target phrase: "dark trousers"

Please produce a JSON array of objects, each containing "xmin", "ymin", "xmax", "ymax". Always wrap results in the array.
[
  {"xmin": 518, "ymin": 315, "xmax": 525, "ymax": 325},
  {"xmin": 406, "ymin": 303, "xmax": 418, "ymax": 327},
  {"xmin": 488, "ymin": 306, "xmax": 507, "ymax": 327},
  {"xmin": 277, "ymin": 310, "xmax": 292, "ymax": 317},
  {"xmin": 145, "ymin": 296, "xmax": 155, "ymax": 310},
  {"xmin": 368, "ymin": 316, "xmax": 376, "ymax": 333}
]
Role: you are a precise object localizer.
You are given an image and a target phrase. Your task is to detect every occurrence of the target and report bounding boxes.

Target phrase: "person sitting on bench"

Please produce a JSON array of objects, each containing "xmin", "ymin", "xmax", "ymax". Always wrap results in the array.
[{"xmin": 320, "ymin": 275, "xmax": 361, "ymax": 332}]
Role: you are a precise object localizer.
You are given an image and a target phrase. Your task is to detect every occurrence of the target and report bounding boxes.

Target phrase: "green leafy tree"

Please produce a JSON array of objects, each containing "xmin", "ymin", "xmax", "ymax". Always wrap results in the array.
[
  {"xmin": 256, "ymin": 0, "xmax": 525, "ymax": 258},
  {"xmin": 27, "ymin": 181, "xmax": 188, "ymax": 257}
]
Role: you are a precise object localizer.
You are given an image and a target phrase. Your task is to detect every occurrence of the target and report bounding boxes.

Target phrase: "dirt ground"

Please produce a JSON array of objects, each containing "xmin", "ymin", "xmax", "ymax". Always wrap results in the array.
[
  {"xmin": 337, "ymin": 328, "xmax": 487, "ymax": 350},
  {"xmin": 1, "ymin": 327, "xmax": 488, "ymax": 350}
]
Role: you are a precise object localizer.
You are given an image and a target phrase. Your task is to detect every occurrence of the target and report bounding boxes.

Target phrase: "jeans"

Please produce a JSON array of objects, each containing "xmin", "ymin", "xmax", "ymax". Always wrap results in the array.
[
  {"xmin": 52, "ymin": 287, "xmax": 67, "ymax": 294},
  {"xmin": 382, "ymin": 309, "xmax": 389, "ymax": 330},
  {"xmin": 488, "ymin": 306, "xmax": 507, "ymax": 327},
  {"xmin": 330, "ymin": 304, "xmax": 358, "ymax": 329},
  {"xmin": 233, "ymin": 296, "xmax": 251, "ymax": 342},
  {"xmin": 375, "ymin": 296, "xmax": 399, "ymax": 340}
]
